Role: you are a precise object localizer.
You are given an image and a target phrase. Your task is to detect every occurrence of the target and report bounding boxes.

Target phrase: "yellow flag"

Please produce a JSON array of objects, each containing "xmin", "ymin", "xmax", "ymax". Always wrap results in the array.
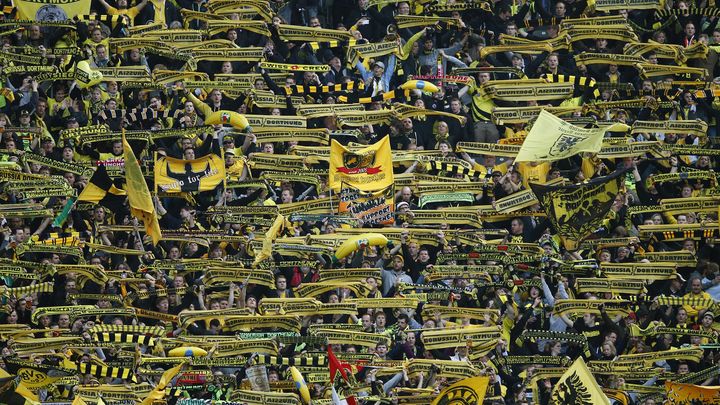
[
  {"xmin": 140, "ymin": 363, "xmax": 184, "ymax": 405},
  {"xmin": 516, "ymin": 110, "xmax": 629, "ymax": 162},
  {"xmin": 665, "ymin": 381, "xmax": 720, "ymax": 404},
  {"xmin": 550, "ymin": 357, "xmax": 610, "ymax": 405},
  {"xmin": 71, "ymin": 395, "xmax": 87, "ymax": 405},
  {"xmin": 155, "ymin": 154, "xmax": 226, "ymax": 193},
  {"xmin": 253, "ymin": 214, "xmax": 292, "ymax": 267},
  {"xmin": 530, "ymin": 169, "xmax": 626, "ymax": 250},
  {"xmin": 0, "ymin": 367, "xmax": 39, "ymax": 405},
  {"xmin": 123, "ymin": 131, "xmax": 162, "ymax": 245},
  {"xmin": 15, "ymin": 0, "xmax": 90, "ymax": 20},
  {"xmin": 329, "ymin": 136, "xmax": 394, "ymax": 191},
  {"xmin": 431, "ymin": 376, "xmax": 489, "ymax": 405},
  {"xmin": 14, "ymin": 383, "xmax": 39, "ymax": 405}
]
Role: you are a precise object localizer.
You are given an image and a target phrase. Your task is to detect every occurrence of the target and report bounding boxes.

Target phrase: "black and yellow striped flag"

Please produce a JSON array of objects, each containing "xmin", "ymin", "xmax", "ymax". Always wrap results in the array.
[
  {"xmin": 77, "ymin": 362, "xmax": 137, "ymax": 383},
  {"xmin": 281, "ymin": 81, "xmax": 363, "ymax": 96},
  {"xmin": 90, "ymin": 324, "xmax": 166, "ymax": 336},
  {"xmin": 550, "ymin": 357, "xmax": 610, "ymax": 404},
  {"xmin": 252, "ymin": 355, "xmax": 327, "ymax": 367},
  {"xmin": 426, "ymin": 160, "xmax": 482, "ymax": 180},
  {"xmin": 77, "ymin": 14, "xmax": 129, "ymax": 29},
  {"xmin": 77, "ymin": 165, "xmax": 127, "ymax": 214},
  {"xmin": 93, "ymin": 332, "xmax": 155, "ymax": 347}
]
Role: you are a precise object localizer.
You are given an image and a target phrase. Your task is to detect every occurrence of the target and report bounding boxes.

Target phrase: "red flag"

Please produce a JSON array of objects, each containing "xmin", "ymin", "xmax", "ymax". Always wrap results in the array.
[
  {"xmin": 327, "ymin": 346, "xmax": 361, "ymax": 405},
  {"xmin": 328, "ymin": 345, "xmax": 350, "ymax": 382}
]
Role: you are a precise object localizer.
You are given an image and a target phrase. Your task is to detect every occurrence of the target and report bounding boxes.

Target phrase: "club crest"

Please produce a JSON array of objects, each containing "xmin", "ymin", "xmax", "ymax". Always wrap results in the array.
[{"xmin": 549, "ymin": 134, "xmax": 584, "ymax": 157}]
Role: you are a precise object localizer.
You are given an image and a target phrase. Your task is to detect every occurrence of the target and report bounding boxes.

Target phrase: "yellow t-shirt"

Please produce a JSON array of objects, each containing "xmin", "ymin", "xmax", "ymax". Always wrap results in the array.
[
  {"xmin": 150, "ymin": 0, "xmax": 167, "ymax": 26},
  {"xmin": 83, "ymin": 38, "xmax": 110, "ymax": 55},
  {"xmin": 516, "ymin": 161, "xmax": 551, "ymax": 189},
  {"xmin": 226, "ymin": 160, "xmax": 245, "ymax": 181},
  {"xmin": 106, "ymin": 4, "xmax": 143, "ymax": 20},
  {"xmin": 682, "ymin": 291, "xmax": 712, "ymax": 318},
  {"xmin": 472, "ymin": 161, "xmax": 509, "ymax": 177},
  {"xmin": 581, "ymin": 157, "xmax": 601, "ymax": 180},
  {"xmin": 47, "ymin": 98, "xmax": 71, "ymax": 120}
]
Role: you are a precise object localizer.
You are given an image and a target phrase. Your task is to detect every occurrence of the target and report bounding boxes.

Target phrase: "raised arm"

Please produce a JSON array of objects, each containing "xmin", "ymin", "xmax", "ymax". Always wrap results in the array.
[
  {"xmin": 184, "ymin": 88, "xmax": 213, "ymax": 118},
  {"xmin": 97, "ymin": 0, "xmax": 116, "ymax": 12},
  {"xmin": 400, "ymin": 28, "xmax": 427, "ymax": 59},
  {"xmin": 382, "ymin": 54, "xmax": 397, "ymax": 85},
  {"xmin": 356, "ymin": 60, "xmax": 372, "ymax": 81}
]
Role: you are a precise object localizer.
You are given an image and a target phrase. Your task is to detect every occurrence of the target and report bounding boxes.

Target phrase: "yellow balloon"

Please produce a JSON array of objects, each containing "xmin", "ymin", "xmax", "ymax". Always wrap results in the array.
[
  {"xmin": 74, "ymin": 60, "xmax": 103, "ymax": 89},
  {"xmin": 334, "ymin": 233, "xmax": 388, "ymax": 261},
  {"xmin": 289, "ymin": 366, "xmax": 311, "ymax": 404},
  {"xmin": 206, "ymin": 110, "xmax": 251, "ymax": 132},
  {"xmin": 168, "ymin": 346, "xmax": 208, "ymax": 357},
  {"xmin": 399, "ymin": 80, "xmax": 439, "ymax": 93}
]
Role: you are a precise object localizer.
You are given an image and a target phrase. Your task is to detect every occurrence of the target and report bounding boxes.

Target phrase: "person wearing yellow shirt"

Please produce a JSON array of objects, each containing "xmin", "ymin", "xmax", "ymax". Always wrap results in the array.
[
  {"xmin": 82, "ymin": 28, "xmax": 110, "ymax": 57},
  {"xmin": 47, "ymin": 86, "xmax": 75, "ymax": 134},
  {"xmin": 682, "ymin": 277, "xmax": 713, "ymax": 319},
  {"xmin": 458, "ymin": 74, "xmax": 499, "ymax": 143},
  {"xmin": 515, "ymin": 161, "xmax": 551, "ymax": 189},
  {"xmin": 460, "ymin": 152, "xmax": 509, "ymax": 178},
  {"xmin": 149, "ymin": 0, "xmax": 168, "ymax": 26},
  {"xmin": 97, "ymin": 140, "xmax": 125, "ymax": 165},
  {"xmin": 699, "ymin": 311, "xmax": 719, "ymax": 344},
  {"xmin": 224, "ymin": 150, "xmax": 247, "ymax": 182},
  {"xmin": 102, "ymin": 81, "xmax": 124, "ymax": 109},
  {"xmin": 97, "ymin": 0, "xmax": 148, "ymax": 25}
]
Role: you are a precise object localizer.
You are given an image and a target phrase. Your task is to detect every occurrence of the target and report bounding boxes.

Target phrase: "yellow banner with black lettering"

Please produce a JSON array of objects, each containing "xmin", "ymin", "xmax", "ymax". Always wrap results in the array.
[
  {"xmin": 517, "ymin": 110, "xmax": 628, "ymax": 162},
  {"xmin": 431, "ymin": 376, "xmax": 489, "ymax": 405},
  {"xmin": 4, "ymin": 356, "xmax": 73, "ymax": 389},
  {"xmin": 531, "ymin": 169, "xmax": 626, "ymax": 250},
  {"xmin": 339, "ymin": 183, "xmax": 394, "ymax": 225},
  {"xmin": 330, "ymin": 136, "xmax": 393, "ymax": 192},
  {"xmin": 15, "ymin": 0, "xmax": 90, "ymax": 20},
  {"xmin": 665, "ymin": 381, "xmax": 720, "ymax": 404},
  {"xmin": 550, "ymin": 357, "xmax": 610, "ymax": 404},
  {"xmin": 155, "ymin": 154, "xmax": 225, "ymax": 193}
]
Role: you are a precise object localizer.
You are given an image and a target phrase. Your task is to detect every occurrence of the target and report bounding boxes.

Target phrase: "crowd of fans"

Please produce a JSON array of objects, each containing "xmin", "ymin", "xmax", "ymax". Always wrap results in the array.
[{"xmin": 0, "ymin": 0, "xmax": 719, "ymax": 404}]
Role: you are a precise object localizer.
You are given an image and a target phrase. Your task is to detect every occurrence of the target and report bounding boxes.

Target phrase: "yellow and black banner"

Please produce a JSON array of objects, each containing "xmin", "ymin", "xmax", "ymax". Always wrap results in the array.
[
  {"xmin": 665, "ymin": 381, "xmax": 720, "ymax": 404},
  {"xmin": 431, "ymin": 376, "xmax": 489, "ymax": 405},
  {"xmin": 550, "ymin": 357, "xmax": 611, "ymax": 404},
  {"xmin": 4, "ymin": 356, "xmax": 74, "ymax": 388},
  {"xmin": 594, "ymin": 0, "xmax": 661, "ymax": 10},
  {"xmin": 339, "ymin": 183, "xmax": 394, "ymax": 225},
  {"xmin": 330, "ymin": 136, "xmax": 394, "ymax": 192},
  {"xmin": 600, "ymin": 262, "xmax": 678, "ymax": 280},
  {"xmin": 574, "ymin": 278, "xmax": 646, "ymax": 295},
  {"xmin": 259, "ymin": 62, "xmax": 330, "ymax": 73},
  {"xmin": 154, "ymin": 154, "xmax": 225, "ymax": 193},
  {"xmin": 531, "ymin": 169, "xmax": 626, "ymax": 250},
  {"xmin": 15, "ymin": 0, "xmax": 90, "ymax": 20}
]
